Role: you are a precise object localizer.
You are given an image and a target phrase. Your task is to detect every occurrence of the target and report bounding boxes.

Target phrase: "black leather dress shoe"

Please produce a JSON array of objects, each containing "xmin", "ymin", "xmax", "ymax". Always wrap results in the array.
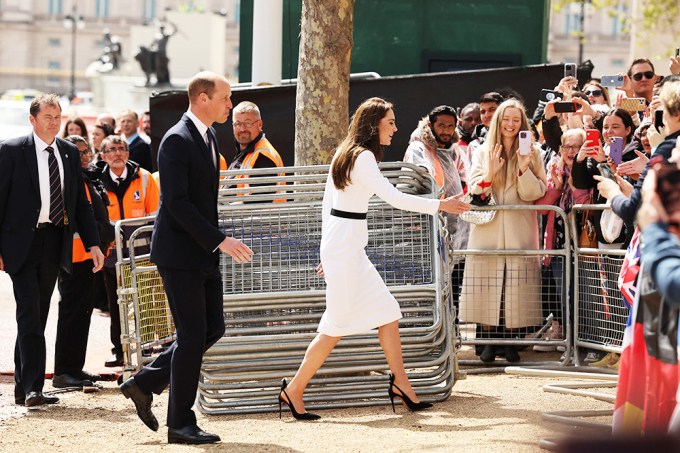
[
  {"xmin": 79, "ymin": 370, "xmax": 102, "ymax": 382},
  {"xmin": 25, "ymin": 391, "xmax": 60, "ymax": 407},
  {"xmin": 120, "ymin": 377, "xmax": 159, "ymax": 431},
  {"xmin": 168, "ymin": 425, "xmax": 221, "ymax": 445},
  {"xmin": 105, "ymin": 354, "xmax": 123, "ymax": 367},
  {"xmin": 53, "ymin": 373, "xmax": 93, "ymax": 389}
]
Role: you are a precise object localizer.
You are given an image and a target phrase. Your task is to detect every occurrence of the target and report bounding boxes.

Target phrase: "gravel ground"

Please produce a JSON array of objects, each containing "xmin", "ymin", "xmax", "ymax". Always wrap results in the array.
[{"xmin": 0, "ymin": 273, "xmax": 615, "ymax": 452}]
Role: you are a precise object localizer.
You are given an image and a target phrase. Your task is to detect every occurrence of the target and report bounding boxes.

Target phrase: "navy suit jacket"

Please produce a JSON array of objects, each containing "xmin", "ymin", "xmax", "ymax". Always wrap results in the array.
[
  {"xmin": 0, "ymin": 134, "xmax": 100, "ymax": 274},
  {"xmin": 128, "ymin": 135, "xmax": 153, "ymax": 173},
  {"xmin": 151, "ymin": 114, "xmax": 225, "ymax": 270}
]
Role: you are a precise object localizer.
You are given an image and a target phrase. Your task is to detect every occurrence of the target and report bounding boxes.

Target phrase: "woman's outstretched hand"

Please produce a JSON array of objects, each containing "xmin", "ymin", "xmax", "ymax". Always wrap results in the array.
[
  {"xmin": 316, "ymin": 263, "xmax": 325, "ymax": 277},
  {"xmin": 439, "ymin": 192, "xmax": 471, "ymax": 214}
]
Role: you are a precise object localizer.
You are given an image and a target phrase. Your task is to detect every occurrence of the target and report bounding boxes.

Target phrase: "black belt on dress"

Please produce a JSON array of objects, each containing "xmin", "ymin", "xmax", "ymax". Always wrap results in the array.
[{"xmin": 330, "ymin": 208, "xmax": 367, "ymax": 220}]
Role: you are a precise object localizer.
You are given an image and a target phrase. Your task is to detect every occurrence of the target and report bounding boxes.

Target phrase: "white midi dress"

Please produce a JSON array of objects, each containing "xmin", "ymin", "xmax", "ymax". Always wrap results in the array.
[{"xmin": 317, "ymin": 151, "xmax": 440, "ymax": 337}]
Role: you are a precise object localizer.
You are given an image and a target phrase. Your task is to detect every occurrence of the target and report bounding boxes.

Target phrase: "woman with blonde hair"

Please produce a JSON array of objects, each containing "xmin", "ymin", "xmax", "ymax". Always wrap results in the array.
[
  {"xmin": 459, "ymin": 98, "xmax": 547, "ymax": 363},
  {"xmin": 278, "ymin": 97, "xmax": 470, "ymax": 420}
]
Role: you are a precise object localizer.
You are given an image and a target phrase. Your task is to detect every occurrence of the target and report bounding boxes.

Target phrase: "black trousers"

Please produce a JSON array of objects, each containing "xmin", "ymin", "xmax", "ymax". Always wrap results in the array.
[
  {"xmin": 10, "ymin": 227, "xmax": 62, "ymax": 396},
  {"xmin": 55, "ymin": 259, "xmax": 95, "ymax": 376},
  {"xmin": 133, "ymin": 266, "xmax": 225, "ymax": 429},
  {"xmin": 103, "ymin": 266, "xmax": 122, "ymax": 356}
]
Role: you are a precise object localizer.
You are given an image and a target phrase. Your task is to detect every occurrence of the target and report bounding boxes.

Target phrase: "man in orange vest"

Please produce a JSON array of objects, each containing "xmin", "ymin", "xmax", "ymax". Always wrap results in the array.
[
  {"xmin": 53, "ymin": 136, "xmax": 115, "ymax": 388},
  {"xmin": 99, "ymin": 135, "xmax": 160, "ymax": 368},
  {"xmin": 229, "ymin": 101, "xmax": 285, "ymax": 201}
]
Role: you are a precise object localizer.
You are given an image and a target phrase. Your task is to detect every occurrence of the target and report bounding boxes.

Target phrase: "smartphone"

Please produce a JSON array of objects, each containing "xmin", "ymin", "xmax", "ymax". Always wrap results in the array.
[
  {"xmin": 597, "ymin": 163, "xmax": 616, "ymax": 181},
  {"xmin": 540, "ymin": 89, "xmax": 563, "ymax": 102},
  {"xmin": 676, "ymin": 47, "xmax": 680, "ymax": 58},
  {"xmin": 621, "ymin": 97, "xmax": 647, "ymax": 111},
  {"xmin": 564, "ymin": 63, "xmax": 577, "ymax": 79},
  {"xmin": 655, "ymin": 161, "xmax": 680, "ymax": 215},
  {"xmin": 601, "ymin": 75, "xmax": 625, "ymax": 88},
  {"xmin": 518, "ymin": 131, "xmax": 532, "ymax": 155},
  {"xmin": 609, "ymin": 137, "xmax": 624, "ymax": 165},
  {"xmin": 586, "ymin": 129, "xmax": 600, "ymax": 147},
  {"xmin": 655, "ymin": 110, "xmax": 665, "ymax": 132},
  {"xmin": 554, "ymin": 101, "xmax": 580, "ymax": 113}
]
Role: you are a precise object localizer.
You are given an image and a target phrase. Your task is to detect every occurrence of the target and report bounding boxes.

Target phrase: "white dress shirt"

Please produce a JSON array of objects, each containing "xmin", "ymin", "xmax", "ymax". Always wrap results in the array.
[
  {"xmin": 109, "ymin": 167, "xmax": 128, "ymax": 184},
  {"xmin": 34, "ymin": 133, "xmax": 65, "ymax": 225},
  {"xmin": 186, "ymin": 109, "xmax": 216, "ymax": 167}
]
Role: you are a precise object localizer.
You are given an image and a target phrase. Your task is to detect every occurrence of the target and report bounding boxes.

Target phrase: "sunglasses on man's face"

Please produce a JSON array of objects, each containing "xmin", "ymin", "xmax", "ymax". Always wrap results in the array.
[
  {"xmin": 584, "ymin": 89, "xmax": 603, "ymax": 97},
  {"xmin": 632, "ymin": 71, "xmax": 655, "ymax": 82}
]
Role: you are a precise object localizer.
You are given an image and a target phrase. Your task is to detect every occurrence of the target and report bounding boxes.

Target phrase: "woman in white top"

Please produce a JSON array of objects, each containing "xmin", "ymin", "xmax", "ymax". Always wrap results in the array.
[{"xmin": 278, "ymin": 97, "xmax": 470, "ymax": 420}]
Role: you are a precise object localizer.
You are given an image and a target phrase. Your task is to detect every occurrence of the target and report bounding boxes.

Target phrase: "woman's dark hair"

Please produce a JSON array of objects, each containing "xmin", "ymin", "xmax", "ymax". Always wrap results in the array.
[
  {"xmin": 604, "ymin": 108, "xmax": 635, "ymax": 144},
  {"xmin": 62, "ymin": 116, "xmax": 89, "ymax": 142},
  {"xmin": 94, "ymin": 121, "xmax": 114, "ymax": 137},
  {"xmin": 331, "ymin": 97, "xmax": 393, "ymax": 190}
]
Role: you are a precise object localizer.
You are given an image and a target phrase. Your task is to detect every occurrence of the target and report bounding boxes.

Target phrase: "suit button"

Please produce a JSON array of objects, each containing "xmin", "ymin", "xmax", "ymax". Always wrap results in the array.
[{"xmin": 31, "ymin": 227, "xmax": 35, "ymax": 232}]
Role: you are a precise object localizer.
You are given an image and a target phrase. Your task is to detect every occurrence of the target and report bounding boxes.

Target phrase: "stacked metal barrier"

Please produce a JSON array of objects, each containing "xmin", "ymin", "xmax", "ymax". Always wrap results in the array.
[
  {"xmin": 115, "ymin": 163, "xmax": 457, "ymax": 414},
  {"xmin": 569, "ymin": 204, "xmax": 628, "ymax": 366}
]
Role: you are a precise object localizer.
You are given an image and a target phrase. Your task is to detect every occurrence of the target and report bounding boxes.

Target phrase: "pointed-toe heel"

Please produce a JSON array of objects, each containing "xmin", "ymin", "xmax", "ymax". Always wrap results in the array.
[
  {"xmin": 388, "ymin": 374, "xmax": 433, "ymax": 412},
  {"xmin": 278, "ymin": 379, "xmax": 321, "ymax": 421}
]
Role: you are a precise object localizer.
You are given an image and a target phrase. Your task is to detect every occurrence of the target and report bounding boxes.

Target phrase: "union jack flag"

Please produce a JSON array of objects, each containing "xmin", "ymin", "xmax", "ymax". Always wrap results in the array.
[{"xmin": 618, "ymin": 227, "xmax": 641, "ymax": 309}]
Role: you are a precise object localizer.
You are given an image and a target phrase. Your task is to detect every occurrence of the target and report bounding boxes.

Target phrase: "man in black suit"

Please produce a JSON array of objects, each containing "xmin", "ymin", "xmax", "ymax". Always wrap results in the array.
[
  {"xmin": 118, "ymin": 109, "xmax": 153, "ymax": 172},
  {"xmin": 120, "ymin": 71, "xmax": 253, "ymax": 445},
  {"xmin": 0, "ymin": 94, "xmax": 104, "ymax": 407}
]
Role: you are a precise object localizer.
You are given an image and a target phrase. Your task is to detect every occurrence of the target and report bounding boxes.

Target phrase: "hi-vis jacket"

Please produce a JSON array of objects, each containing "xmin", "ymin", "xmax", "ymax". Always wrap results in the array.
[
  {"xmin": 101, "ymin": 161, "xmax": 160, "ymax": 265},
  {"xmin": 229, "ymin": 133, "xmax": 285, "ymax": 202}
]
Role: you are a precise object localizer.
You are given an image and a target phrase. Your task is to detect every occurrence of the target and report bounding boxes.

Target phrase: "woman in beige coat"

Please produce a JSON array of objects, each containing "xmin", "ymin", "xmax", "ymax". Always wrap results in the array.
[{"xmin": 460, "ymin": 99, "xmax": 547, "ymax": 363}]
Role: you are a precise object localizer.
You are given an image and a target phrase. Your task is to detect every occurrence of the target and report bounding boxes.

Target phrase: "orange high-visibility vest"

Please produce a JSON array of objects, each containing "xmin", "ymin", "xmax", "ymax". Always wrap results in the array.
[
  {"xmin": 71, "ymin": 183, "xmax": 94, "ymax": 263},
  {"xmin": 106, "ymin": 168, "xmax": 160, "ymax": 222},
  {"xmin": 234, "ymin": 137, "xmax": 286, "ymax": 202}
]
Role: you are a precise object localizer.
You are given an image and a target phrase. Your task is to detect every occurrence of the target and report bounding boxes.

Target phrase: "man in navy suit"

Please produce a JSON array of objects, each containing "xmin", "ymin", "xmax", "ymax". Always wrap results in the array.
[
  {"xmin": 0, "ymin": 93, "xmax": 104, "ymax": 407},
  {"xmin": 120, "ymin": 71, "xmax": 253, "ymax": 445}
]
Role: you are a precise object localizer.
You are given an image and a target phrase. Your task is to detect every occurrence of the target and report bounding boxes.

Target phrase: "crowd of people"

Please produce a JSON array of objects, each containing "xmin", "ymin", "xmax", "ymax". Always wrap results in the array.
[{"xmin": 2, "ymin": 54, "xmax": 680, "ymax": 443}]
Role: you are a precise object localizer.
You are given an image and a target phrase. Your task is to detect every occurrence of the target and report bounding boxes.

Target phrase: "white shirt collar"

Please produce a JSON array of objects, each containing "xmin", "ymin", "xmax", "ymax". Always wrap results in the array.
[
  {"xmin": 186, "ymin": 109, "xmax": 210, "ymax": 139},
  {"xmin": 33, "ymin": 133, "xmax": 56, "ymax": 153},
  {"xmin": 110, "ymin": 166, "xmax": 128, "ymax": 182}
]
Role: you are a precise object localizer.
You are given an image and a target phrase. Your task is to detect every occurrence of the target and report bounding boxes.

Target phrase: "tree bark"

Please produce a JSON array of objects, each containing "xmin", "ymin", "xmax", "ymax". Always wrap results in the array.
[{"xmin": 294, "ymin": 0, "xmax": 354, "ymax": 166}]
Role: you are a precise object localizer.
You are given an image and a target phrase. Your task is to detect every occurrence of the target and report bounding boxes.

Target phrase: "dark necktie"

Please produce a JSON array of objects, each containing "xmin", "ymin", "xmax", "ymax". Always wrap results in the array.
[
  {"xmin": 205, "ymin": 130, "xmax": 216, "ymax": 170},
  {"xmin": 45, "ymin": 146, "xmax": 64, "ymax": 226}
]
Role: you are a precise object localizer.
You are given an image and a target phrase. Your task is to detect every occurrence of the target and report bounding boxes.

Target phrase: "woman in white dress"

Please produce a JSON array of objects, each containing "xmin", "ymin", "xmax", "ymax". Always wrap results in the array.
[{"xmin": 278, "ymin": 97, "xmax": 471, "ymax": 420}]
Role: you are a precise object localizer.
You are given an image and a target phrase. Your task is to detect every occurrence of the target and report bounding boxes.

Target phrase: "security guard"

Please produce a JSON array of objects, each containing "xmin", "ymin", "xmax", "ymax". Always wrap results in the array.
[{"xmin": 99, "ymin": 135, "xmax": 160, "ymax": 367}]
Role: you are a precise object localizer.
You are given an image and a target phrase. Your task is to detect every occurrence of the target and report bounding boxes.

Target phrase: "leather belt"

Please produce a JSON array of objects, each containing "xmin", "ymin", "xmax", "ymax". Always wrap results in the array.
[
  {"xmin": 330, "ymin": 208, "xmax": 367, "ymax": 220},
  {"xmin": 37, "ymin": 222, "xmax": 62, "ymax": 229}
]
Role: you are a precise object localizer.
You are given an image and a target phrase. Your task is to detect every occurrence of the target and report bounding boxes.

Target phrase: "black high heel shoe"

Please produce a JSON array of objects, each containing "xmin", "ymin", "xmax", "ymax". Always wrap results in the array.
[
  {"xmin": 278, "ymin": 379, "xmax": 321, "ymax": 421},
  {"xmin": 388, "ymin": 374, "xmax": 433, "ymax": 412}
]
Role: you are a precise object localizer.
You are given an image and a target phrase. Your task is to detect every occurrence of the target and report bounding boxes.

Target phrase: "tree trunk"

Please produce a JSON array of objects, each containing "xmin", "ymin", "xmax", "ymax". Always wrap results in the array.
[{"xmin": 294, "ymin": 0, "xmax": 354, "ymax": 166}]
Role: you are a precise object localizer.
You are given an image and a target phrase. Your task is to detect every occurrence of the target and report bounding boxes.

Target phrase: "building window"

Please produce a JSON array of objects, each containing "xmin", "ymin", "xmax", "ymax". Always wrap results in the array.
[
  {"xmin": 564, "ymin": 3, "xmax": 581, "ymax": 35},
  {"xmin": 49, "ymin": 38, "xmax": 61, "ymax": 47},
  {"xmin": 611, "ymin": 2, "xmax": 627, "ymax": 36},
  {"xmin": 47, "ymin": 60, "xmax": 61, "ymax": 85},
  {"xmin": 611, "ymin": 58, "xmax": 625, "ymax": 68},
  {"xmin": 143, "ymin": 0, "xmax": 156, "ymax": 21},
  {"xmin": 48, "ymin": 0, "xmax": 63, "ymax": 16},
  {"xmin": 95, "ymin": 0, "xmax": 109, "ymax": 18}
]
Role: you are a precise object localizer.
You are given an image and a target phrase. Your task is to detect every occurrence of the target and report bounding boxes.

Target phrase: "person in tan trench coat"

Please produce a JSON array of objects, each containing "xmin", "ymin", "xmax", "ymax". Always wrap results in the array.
[{"xmin": 460, "ymin": 99, "xmax": 547, "ymax": 363}]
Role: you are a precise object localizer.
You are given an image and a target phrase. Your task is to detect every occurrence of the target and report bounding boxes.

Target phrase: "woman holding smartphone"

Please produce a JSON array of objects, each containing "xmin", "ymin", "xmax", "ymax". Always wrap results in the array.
[
  {"xmin": 459, "ymin": 99, "xmax": 547, "ymax": 363},
  {"xmin": 278, "ymin": 97, "xmax": 471, "ymax": 420}
]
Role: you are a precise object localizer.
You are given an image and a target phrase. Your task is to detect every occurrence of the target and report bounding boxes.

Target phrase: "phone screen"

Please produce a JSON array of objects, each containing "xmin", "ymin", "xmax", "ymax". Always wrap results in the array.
[{"xmin": 655, "ymin": 110, "xmax": 665, "ymax": 132}]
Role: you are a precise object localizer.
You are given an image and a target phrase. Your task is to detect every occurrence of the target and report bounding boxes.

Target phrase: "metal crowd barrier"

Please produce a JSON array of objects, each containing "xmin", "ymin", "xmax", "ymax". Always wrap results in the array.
[
  {"xmin": 569, "ymin": 204, "xmax": 628, "ymax": 367},
  {"xmin": 454, "ymin": 205, "xmax": 572, "ymax": 365},
  {"xmin": 115, "ymin": 163, "xmax": 457, "ymax": 414}
]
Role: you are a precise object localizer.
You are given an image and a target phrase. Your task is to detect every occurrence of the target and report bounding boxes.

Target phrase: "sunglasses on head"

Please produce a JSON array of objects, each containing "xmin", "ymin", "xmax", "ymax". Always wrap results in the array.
[
  {"xmin": 632, "ymin": 71, "xmax": 655, "ymax": 82},
  {"xmin": 584, "ymin": 89, "xmax": 603, "ymax": 97}
]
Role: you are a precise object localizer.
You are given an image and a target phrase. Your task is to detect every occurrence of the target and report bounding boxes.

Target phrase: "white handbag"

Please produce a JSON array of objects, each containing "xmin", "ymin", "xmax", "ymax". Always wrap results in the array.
[{"xmin": 459, "ymin": 192, "xmax": 497, "ymax": 225}]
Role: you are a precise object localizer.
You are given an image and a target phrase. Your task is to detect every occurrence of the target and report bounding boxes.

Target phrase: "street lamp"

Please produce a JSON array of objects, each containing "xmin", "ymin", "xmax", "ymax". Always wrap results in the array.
[{"xmin": 63, "ymin": 5, "xmax": 84, "ymax": 101}]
